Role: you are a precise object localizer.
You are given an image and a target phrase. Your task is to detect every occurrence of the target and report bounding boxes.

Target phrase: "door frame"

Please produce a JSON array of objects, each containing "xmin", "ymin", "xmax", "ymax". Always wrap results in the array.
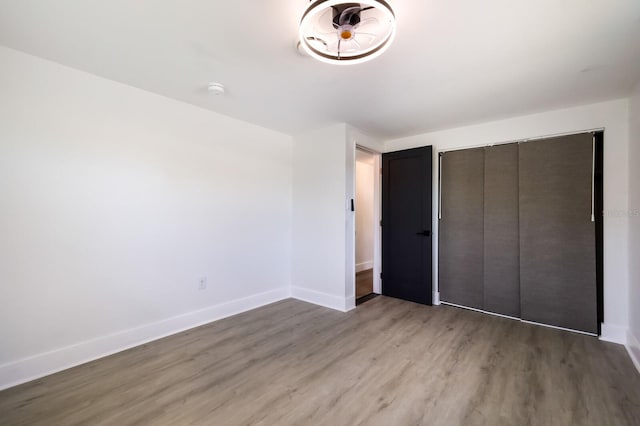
[{"xmin": 354, "ymin": 145, "xmax": 382, "ymax": 299}]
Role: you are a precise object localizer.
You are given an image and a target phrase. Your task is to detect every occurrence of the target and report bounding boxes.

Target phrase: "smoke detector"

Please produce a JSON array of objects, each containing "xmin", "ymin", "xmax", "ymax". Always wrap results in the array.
[{"xmin": 208, "ymin": 83, "xmax": 226, "ymax": 96}]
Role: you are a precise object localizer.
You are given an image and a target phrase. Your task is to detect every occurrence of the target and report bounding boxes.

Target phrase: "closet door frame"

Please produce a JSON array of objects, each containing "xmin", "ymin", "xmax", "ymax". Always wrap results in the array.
[
  {"xmin": 436, "ymin": 130, "xmax": 604, "ymax": 336},
  {"xmin": 594, "ymin": 131, "xmax": 604, "ymax": 334}
]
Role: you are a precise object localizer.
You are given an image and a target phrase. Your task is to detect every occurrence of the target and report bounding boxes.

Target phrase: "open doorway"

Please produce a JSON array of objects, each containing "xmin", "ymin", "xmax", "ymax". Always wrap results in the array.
[{"xmin": 355, "ymin": 147, "xmax": 381, "ymax": 305}]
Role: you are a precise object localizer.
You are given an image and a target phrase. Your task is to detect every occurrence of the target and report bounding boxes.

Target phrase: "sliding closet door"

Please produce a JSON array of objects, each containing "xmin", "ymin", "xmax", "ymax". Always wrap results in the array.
[
  {"xmin": 519, "ymin": 134, "xmax": 597, "ymax": 334},
  {"xmin": 483, "ymin": 144, "xmax": 520, "ymax": 317},
  {"xmin": 439, "ymin": 148, "xmax": 484, "ymax": 309}
]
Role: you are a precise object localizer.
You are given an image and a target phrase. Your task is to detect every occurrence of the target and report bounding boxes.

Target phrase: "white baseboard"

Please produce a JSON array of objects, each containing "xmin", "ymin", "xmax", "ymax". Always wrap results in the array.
[
  {"xmin": 345, "ymin": 296, "xmax": 356, "ymax": 311},
  {"xmin": 291, "ymin": 286, "xmax": 350, "ymax": 312},
  {"xmin": 0, "ymin": 287, "xmax": 290, "ymax": 391},
  {"xmin": 355, "ymin": 261, "xmax": 373, "ymax": 273},
  {"xmin": 626, "ymin": 330, "xmax": 640, "ymax": 375},
  {"xmin": 600, "ymin": 322, "xmax": 628, "ymax": 345}
]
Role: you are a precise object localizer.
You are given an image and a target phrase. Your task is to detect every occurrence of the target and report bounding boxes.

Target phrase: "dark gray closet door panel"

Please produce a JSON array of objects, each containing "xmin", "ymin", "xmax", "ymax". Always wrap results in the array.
[
  {"xmin": 484, "ymin": 144, "xmax": 520, "ymax": 317},
  {"xmin": 439, "ymin": 148, "xmax": 485, "ymax": 309},
  {"xmin": 519, "ymin": 134, "xmax": 597, "ymax": 334}
]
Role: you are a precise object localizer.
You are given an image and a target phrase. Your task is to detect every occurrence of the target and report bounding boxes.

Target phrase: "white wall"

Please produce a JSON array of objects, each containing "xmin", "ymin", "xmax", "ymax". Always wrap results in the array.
[
  {"xmin": 628, "ymin": 82, "xmax": 640, "ymax": 371},
  {"xmin": 291, "ymin": 124, "xmax": 381, "ymax": 310},
  {"xmin": 291, "ymin": 124, "xmax": 352, "ymax": 310},
  {"xmin": 0, "ymin": 46, "xmax": 293, "ymax": 389},
  {"xmin": 355, "ymin": 156, "xmax": 375, "ymax": 272},
  {"xmin": 385, "ymin": 99, "xmax": 630, "ymax": 343}
]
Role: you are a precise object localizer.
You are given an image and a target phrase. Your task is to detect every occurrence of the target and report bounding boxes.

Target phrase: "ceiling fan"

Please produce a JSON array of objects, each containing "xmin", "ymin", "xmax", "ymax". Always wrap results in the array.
[{"xmin": 299, "ymin": 0, "xmax": 396, "ymax": 65}]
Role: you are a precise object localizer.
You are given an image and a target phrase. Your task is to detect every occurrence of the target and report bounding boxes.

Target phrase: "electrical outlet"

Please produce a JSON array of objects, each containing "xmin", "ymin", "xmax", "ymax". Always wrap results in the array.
[{"xmin": 198, "ymin": 277, "xmax": 207, "ymax": 290}]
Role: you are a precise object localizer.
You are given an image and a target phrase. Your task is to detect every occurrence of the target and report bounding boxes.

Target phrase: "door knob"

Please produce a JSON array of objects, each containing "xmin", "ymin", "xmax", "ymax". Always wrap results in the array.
[{"xmin": 416, "ymin": 230, "xmax": 431, "ymax": 237}]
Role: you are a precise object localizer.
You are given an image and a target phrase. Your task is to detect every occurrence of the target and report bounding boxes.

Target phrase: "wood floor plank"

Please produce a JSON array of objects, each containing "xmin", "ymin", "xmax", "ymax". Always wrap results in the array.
[
  {"xmin": 1, "ymin": 297, "xmax": 639, "ymax": 425},
  {"xmin": 356, "ymin": 269, "xmax": 374, "ymax": 299}
]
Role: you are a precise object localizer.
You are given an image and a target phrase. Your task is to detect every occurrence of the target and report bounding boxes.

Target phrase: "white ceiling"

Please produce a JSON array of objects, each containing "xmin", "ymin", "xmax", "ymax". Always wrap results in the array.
[{"xmin": 1, "ymin": 1, "xmax": 639, "ymax": 139}]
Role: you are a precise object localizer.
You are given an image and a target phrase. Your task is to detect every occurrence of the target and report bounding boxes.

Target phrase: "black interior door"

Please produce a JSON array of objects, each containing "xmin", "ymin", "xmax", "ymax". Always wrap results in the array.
[{"xmin": 382, "ymin": 146, "xmax": 433, "ymax": 305}]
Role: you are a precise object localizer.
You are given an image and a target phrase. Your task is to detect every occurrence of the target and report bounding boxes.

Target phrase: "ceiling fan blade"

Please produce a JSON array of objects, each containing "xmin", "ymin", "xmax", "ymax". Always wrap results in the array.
[
  {"xmin": 354, "ymin": 32, "xmax": 377, "ymax": 40},
  {"xmin": 339, "ymin": 6, "xmax": 362, "ymax": 26},
  {"xmin": 316, "ymin": 7, "xmax": 339, "ymax": 30},
  {"xmin": 317, "ymin": 30, "xmax": 338, "ymax": 37},
  {"xmin": 354, "ymin": 17, "xmax": 380, "ymax": 29},
  {"xmin": 306, "ymin": 36, "xmax": 329, "ymax": 49}
]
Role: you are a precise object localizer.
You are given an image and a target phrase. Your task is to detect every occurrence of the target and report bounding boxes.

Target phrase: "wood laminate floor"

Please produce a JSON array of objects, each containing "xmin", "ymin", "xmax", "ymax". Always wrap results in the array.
[
  {"xmin": 356, "ymin": 268, "xmax": 373, "ymax": 299},
  {"xmin": 1, "ymin": 297, "xmax": 639, "ymax": 425}
]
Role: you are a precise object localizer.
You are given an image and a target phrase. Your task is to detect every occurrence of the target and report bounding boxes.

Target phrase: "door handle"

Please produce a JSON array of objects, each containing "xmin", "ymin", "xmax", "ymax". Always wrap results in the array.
[{"xmin": 416, "ymin": 230, "xmax": 431, "ymax": 237}]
